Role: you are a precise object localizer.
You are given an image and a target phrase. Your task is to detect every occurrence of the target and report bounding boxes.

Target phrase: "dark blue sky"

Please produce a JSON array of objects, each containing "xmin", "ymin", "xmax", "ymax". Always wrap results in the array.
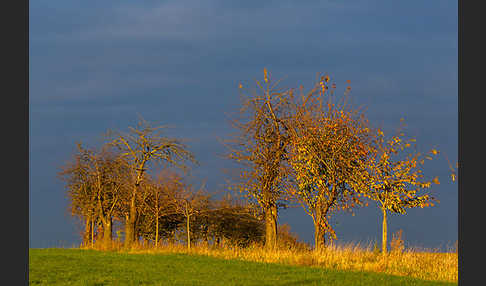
[{"xmin": 29, "ymin": 0, "xmax": 457, "ymax": 249}]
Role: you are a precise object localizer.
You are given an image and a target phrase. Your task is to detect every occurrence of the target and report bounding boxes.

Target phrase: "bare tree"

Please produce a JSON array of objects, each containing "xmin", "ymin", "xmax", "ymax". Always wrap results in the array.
[
  {"xmin": 60, "ymin": 143, "xmax": 132, "ymax": 248},
  {"xmin": 141, "ymin": 170, "xmax": 184, "ymax": 247},
  {"xmin": 108, "ymin": 118, "xmax": 196, "ymax": 248},
  {"xmin": 88, "ymin": 147, "xmax": 129, "ymax": 248},
  {"xmin": 59, "ymin": 143, "xmax": 98, "ymax": 247},
  {"xmin": 172, "ymin": 181, "xmax": 210, "ymax": 250}
]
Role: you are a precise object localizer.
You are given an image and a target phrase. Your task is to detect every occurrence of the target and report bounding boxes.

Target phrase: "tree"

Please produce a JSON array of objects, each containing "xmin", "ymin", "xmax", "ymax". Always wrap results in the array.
[
  {"xmin": 141, "ymin": 170, "xmax": 184, "ymax": 247},
  {"xmin": 108, "ymin": 118, "xmax": 196, "ymax": 248},
  {"xmin": 60, "ymin": 143, "xmax": 131, "ymax": 249},
  {"xmin": 225, "ymin": 68, "xmax": 293, "ymax": 250},
  {"xmin": 365, "ymin": 126, "xmax": 440, "ymax": 254},
  {"xmin": 90, "ymin": 148, "xmax": 129, "ymax": 248},
  {"xmin": 286, "ymin": 76, "xmax": 373, "ymax": 251},
  {"xmin": 171, "ymin": 181, "xmax": 210, "ymax": 250},
  {"xmin": 59, "ymin": 143, "xmax": 98, "ymax": 247}
]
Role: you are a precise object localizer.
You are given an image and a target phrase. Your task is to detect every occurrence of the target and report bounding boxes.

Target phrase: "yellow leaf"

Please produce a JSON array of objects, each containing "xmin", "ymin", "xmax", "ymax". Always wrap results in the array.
[
  {"xmin": 431, "ymin": 149, "xmax": 439, "ymax": 155},
  {"xmin": 433, "ymin": 177, "xmax": 440, "ymax": 185}
]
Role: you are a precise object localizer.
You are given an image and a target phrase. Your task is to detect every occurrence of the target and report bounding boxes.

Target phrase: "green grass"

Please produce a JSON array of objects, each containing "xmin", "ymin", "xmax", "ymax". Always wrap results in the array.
[{"xmin": 29, "ymin": 248, "xmax": 456, "ymax": 286}]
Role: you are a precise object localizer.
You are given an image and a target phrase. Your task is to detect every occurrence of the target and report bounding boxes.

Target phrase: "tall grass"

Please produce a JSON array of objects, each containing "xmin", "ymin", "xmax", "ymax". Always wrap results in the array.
[{"xmin": 84, "ymin": 239, "xmax": 457, "ymax": 283}]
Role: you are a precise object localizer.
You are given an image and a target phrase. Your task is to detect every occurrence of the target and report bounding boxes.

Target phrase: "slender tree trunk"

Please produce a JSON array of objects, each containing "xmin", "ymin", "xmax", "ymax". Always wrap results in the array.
[
  {"xmin": 155, "ymin": 213, "xmax": 159, "ymax": 248},
  {"xmin": 91, "ymin": 218, "xmax": 95, "ymax": 248},
  {"xmin": 102, "ymin": 217, "xmax": 112, "ymax": 249},
  {"xmin": 155, "ymin": 194, "xmax": 159, "ymax": 248},
  {"xmin": 83, "ymin": 217, "xmax": 91, "ymax": 247},
  {"xmin": 382, "ymin": 208, "xmax": 388, "ymax": 254},
  {"xmin": 264, "ymin": 204, "xmax": 278, "ymax": 250},
  {"xmin": 186, "ymin": 214, "xmax": 191, "ymax": 250}
]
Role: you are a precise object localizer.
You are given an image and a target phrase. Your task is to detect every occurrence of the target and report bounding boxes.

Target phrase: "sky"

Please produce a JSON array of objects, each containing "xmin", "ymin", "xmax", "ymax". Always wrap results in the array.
[{"xmin": 29, "ymin": 0, "xmax": 457, "ymax": 249}]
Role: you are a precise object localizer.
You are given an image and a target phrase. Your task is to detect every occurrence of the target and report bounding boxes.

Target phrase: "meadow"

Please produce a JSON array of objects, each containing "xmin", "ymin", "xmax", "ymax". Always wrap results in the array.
[{"xmin": 29, "ymin": 244, "xmax": 457, "ymax": 285}]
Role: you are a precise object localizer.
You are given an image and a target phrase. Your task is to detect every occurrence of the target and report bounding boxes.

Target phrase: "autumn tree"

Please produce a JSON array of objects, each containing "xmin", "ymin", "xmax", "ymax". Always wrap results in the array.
[
  {"xmin": 226, "ymin": 68, "xmax": 293, "ymax": 250},
  {"xmin": 60, "ymin": 142, "xmax": 132, "ymax": 248},
  {"xmin": 108, "ymin": 118, "xmax": 196, "ymax": 248},
  {"xmin": 59, "ymin": 143, "xmax": 98, "ymax": 247},
  {"xmin": 87, "ymin": 147, "xmax": 131, "ymax": 248},
  {"xmin": 286, "ymin": 76, "xmax": 373, "ymax": 251},
  {"xmin": 365, "ymin": 125, "xmax": 440, "ymax": 254}
]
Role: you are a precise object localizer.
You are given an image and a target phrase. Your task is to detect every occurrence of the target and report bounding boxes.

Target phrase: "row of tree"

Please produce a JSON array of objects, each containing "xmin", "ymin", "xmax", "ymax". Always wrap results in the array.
[
  {"xmin": 225, "ymin": 69, "xmax": 441, "ymax": 253},
  {"xmin": 59, "ymin": 135, "xmax": 273, "ymax": 249},
  {"xmin": 60, "ymin": 69, "xmax": 442, "ymax": 253}
]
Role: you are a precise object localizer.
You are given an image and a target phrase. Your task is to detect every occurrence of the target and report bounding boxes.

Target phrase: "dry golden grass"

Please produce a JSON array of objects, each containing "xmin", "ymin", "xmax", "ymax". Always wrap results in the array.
[{"xmin": 89, "ymin": 240, "xmax": 457, "ymax": 283}]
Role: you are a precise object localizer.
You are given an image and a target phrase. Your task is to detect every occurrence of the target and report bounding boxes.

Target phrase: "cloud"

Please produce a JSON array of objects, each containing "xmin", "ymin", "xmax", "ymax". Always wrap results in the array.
[
  {"xmin": 56, "ymin": 1, "xmax": 368, "ymax": 42},
  {"xmin": 30, "ymin": 0, "xmax": 456, "ymax": 105}
]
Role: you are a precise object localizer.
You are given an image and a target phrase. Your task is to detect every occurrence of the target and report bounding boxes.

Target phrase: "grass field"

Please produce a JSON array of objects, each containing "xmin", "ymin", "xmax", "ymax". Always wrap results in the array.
[{"xmin": 29, "ymin": 248, "xmax": 456, "ymax": 285}]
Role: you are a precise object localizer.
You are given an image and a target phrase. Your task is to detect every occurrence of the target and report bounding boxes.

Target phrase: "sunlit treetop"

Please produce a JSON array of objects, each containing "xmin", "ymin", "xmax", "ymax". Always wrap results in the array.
[{"xmin": 363, "ymin": 127, "xmax": 441, "ymax": 214}]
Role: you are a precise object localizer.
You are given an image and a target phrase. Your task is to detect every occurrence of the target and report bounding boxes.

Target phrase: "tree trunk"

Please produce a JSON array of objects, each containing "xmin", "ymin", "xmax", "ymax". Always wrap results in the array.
[
  {"xmin": 264, "ymin": 204, "xmax": 278, "ymax": 250},
  {"xmin": 314, "ymin": 205, "xmax": 326, "ymax": 252},
  {"xmin": 91, "ymin": 218, "xmax": 95, "ymax": 248},
  {"xmin": 83, "ymin": 217, "xmax": 92, "ymax": 247},
  {"xmin": 102, "ymin": 217, "xmax": 112, "ymax": 249},
  {"xmin": 314, "ymin": 223, "xmax": 326, "ymax": 252},
  {"xmin": 124, "ymin": 192, "xmax": 137, "ymax": 248},
  {"xmin": 382, "ymin": 208, "xmax": 388, "ymax": 254},
  {"xmin": 155, "ymin": 194, "xmax": 159, "ymax": 248},
  {"xmin": 155, "ymin": 213, "xmax": 159, "ymax": 248},
  {"xmin": 186, "ymin": 214, "xmax": 191, "ymax": 250}
]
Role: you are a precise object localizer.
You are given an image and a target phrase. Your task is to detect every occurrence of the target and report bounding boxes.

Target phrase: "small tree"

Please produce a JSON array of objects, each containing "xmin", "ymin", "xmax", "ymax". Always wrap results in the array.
[
  {"xmin": 108, "ymin": 118, "xmax": 196, "ymax": 248},
  {"xmin": 365, "ymin": 126, "xmax": 440, "ymax": 254},
  {"xmin": 172, "ymin": 182, "xmax": 210, "ymax": 250},
  {"xmin": 142, "ymin": 170, "xmax": 184, "ymax": 247}
]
